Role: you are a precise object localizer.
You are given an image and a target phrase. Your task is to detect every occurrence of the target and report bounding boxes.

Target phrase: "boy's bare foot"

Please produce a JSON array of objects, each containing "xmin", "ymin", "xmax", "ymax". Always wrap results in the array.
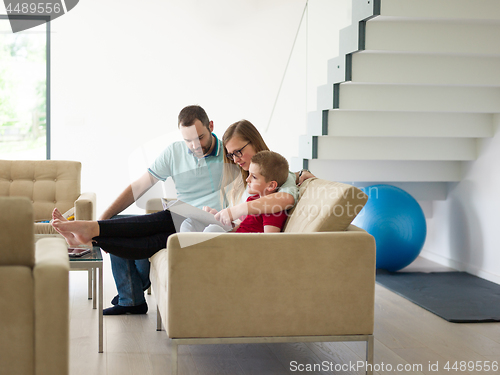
[{"xmin": 52, "ymin": 219, "xmax": 99, "ymax": 246}]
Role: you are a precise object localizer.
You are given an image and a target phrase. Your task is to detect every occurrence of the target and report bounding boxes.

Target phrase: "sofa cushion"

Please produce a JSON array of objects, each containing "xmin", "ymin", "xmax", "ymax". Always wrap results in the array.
[
  {"xmin": 35, "ymin": 222, "xmax": 59, "ymax": 235},
  {"xmin": 283, "ymin": 178, "xmax": 368, "ymax": 233},
  {"xmin": 159, "ymin": 229, "xmax": 375, "ymax": 339}
]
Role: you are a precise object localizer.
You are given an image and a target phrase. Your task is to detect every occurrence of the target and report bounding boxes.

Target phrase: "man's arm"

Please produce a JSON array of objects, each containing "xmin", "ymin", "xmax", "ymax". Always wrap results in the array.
[
  {"xmin": 214, "ymin": 192, "xmax": 294, "ymax": 227},
  {"xmin": 99, "ymin": 171, "xmax": 159, "ymax": 220}
]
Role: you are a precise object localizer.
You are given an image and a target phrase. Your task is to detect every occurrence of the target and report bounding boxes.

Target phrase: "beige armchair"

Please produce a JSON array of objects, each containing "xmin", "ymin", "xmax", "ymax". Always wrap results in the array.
[
  {"xmin": 150, "ymin": 178, "xmax": 376, "ymax": 374},
  {"xmin": 0, "ymin": 160, "xmax": 96, "ymax": 239},
  {"xmin": 0, "ymin": 197, "xmax": 69, "ymax": 375}
]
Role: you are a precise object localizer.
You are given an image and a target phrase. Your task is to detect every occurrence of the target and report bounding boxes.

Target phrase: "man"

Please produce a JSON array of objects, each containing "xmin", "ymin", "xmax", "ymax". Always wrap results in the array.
[{"xmin": 100, "ymin": 105, "xmax": 224, "ymax": 315}]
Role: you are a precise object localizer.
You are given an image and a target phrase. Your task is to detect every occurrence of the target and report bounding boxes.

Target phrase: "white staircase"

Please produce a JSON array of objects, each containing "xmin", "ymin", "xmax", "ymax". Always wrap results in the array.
[{"xmin": 297, "ymin": 0, "xmax": 500, "ymax": 200}]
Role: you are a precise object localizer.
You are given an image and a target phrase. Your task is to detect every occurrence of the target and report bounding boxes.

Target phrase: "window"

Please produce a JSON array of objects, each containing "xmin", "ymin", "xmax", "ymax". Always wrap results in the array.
[{"xmin": 0, "ymin": 15, "xmax": 50, "ymax": 159}]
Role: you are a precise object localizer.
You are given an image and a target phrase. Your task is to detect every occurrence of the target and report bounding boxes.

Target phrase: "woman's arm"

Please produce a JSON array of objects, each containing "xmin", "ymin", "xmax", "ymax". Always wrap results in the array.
[
  {"xmin": 214, "ymin": 192, "xmax": 294, "ymax": 227},
  {"xmin": 295, "ymin": 169, "xmax": 316, "ymax": 186}
]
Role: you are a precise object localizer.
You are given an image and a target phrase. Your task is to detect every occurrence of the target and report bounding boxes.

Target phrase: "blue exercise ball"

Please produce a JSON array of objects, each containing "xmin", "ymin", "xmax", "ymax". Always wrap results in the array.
[{"xmin": 352, "ymin": 184, "xmax": 427, "ymax": 272}]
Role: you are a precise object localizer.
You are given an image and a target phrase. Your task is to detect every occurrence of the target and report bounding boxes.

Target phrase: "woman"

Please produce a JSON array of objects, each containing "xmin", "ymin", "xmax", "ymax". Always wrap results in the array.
[
  {"xmin": 52, "ymin": 120, "xmax": 314, "ymax": 259},
  {"xmin": 206, "ymin": 119, "xmax": 311, "ymax": 227}
]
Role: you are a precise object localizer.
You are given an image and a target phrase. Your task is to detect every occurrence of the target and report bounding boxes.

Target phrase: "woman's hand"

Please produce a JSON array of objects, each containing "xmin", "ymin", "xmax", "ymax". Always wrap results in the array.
[
  {"xmin": 297, "ymin": 170, "xmax": 316, "ymax": 186},
  {"xmin": 203, "ymin": 206, "xmax": 218, "ymax": 215}
]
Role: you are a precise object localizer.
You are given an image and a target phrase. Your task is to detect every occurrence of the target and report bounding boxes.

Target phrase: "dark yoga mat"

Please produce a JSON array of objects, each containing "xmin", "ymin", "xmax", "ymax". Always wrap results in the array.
[{"xmin": 376, "ymin": 270, "xmax": 500, "ymax": 323}]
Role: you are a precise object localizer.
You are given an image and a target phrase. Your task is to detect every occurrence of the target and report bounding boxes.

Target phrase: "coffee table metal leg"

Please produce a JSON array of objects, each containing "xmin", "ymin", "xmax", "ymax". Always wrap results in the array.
[
  {"xmin": 69, "ymin": 247, "xmax": 104, "ymax": 353},
  {"xmin": 93, "ymin": 267, "xmax": 97, "ymax": 309},
  {"xmin": 88, "ymin": 269, "xmax": 92, "ymax": 299},
  {"xmin": 99, "ymin": 264, "xmax": 103, "ymax": 353}
]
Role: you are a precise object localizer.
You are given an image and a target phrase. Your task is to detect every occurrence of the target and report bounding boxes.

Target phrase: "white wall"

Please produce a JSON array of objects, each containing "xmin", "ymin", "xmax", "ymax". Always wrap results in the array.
[
  {"xmin": 5, "ymin": 1, "xmax": 499, "ymax": 282},
  {"xmin": 48, "ymin": 0, "xmax": 305, "ymax": 214},
  {"xmin": 266, "ymin": 0, "xmax": 351, "ymax": 159},
  {"xmin": 13, "ymin": 0, "xmax": 349, "ymax": 216},
  {"xmin": 422, "ymin": 114, "xmax": 500, "ymax": 283}
]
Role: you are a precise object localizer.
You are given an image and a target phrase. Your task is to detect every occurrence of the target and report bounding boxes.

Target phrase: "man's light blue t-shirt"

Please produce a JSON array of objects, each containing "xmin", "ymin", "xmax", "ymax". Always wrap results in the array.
[{"xmin": 148, "ymin": 134, "xmax": 225, "ymax": 211}]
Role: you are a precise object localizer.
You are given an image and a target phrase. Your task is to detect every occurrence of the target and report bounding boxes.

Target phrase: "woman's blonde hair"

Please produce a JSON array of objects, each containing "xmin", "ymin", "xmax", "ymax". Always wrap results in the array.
[{"xmin": 221, "ymin": 120, "xmax": 269, "ymax": 206}]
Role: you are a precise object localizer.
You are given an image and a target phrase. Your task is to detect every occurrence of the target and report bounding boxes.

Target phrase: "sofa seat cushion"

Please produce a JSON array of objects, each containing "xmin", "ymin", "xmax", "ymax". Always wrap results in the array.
[
  {"xmin": 284, "ymin": 178, "xmax": 368, "ymax": 233},
  {"xmin": 35, "ymin": 222, "xmax": 59, "ymax": 235}
]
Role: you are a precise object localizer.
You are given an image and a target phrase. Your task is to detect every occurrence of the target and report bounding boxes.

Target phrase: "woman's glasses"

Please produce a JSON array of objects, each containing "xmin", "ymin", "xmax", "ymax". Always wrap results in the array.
[{"xmin": 226, "ymin": 141, "xmax": 251, "ymax": 160}]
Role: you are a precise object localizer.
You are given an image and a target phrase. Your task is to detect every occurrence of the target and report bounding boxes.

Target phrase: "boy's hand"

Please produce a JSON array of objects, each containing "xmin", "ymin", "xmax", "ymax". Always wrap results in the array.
[
  {"xmin": 214, "ymin": 208, "xmax": 233, "ymax": 227},
  {"xmin": 215, "ymin": 203, "xmax": 248, "ymax": 226},
  {"xmin": 203, "ymin": 206, "xmax": 218, "ymax": 215}
]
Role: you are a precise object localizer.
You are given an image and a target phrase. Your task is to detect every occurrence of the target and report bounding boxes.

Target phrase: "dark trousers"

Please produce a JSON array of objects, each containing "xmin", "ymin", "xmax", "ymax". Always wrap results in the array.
[{"xmin": 94, "ymin": 210, "xmax": 180, "ymax": 259}]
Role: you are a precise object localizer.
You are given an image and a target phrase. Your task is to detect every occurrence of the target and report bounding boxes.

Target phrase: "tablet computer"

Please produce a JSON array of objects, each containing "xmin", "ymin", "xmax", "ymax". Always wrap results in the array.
[{"xmin": 68, "ymin": 247, "xmax": 92, "ymax": 258}]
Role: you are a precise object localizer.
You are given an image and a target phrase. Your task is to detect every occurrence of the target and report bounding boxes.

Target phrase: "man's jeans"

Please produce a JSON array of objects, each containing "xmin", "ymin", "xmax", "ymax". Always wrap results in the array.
[
  {"xmin": 108, "ymin": 214, "xmax": 150, "ymax": 307},
  {"xmin": 110, "ymin": 255, "xmax": 150, "ymax": 306}
]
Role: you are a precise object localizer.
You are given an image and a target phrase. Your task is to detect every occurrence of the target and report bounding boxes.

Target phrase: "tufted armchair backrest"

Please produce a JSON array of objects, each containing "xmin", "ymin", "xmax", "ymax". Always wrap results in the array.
[{"xmin": 0, "ymin": 160, "xmax": 81, "ymax": 222}]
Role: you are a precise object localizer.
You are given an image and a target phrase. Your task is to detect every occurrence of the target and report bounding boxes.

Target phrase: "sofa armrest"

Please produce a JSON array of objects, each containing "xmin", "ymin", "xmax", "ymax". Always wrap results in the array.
[
  {"xmin": 34, "ymin": 238, "xmax": 69, "ymax": 375},
  {"xmin": 75, "ymin": 192, "xmax": 96, "ymax": 220},
  {"xmin": 151, "ymin": 230, "xmax": 376, "ymax": 339},
  {"xmin": 0, "ymin": 197, "xmax": 34, "ymax": 265}
]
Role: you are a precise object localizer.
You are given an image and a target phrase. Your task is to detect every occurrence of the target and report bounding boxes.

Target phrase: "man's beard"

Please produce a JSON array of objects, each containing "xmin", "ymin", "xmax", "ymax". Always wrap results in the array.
[{"xmin": 201, "ymin": 134, "xmax": 213, "ymax": 155}]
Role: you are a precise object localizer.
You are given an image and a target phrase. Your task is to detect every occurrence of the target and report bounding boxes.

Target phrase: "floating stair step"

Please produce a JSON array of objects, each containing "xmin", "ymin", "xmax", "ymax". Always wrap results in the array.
[
  {"xmin": 352, "ymin": 182, "xmax": 449, "ymax": 202},
  {"xmin": 306, "ymin": 159, "xmax": 463, "ymax": 182},
  {"xmin": 317, "ymin": 84, "xmax": 334, "ymax": 111},
  {"xmin": 329, "ymin": 52, "xmax": 500, "ymax": 86},
  {"xmin": 332, "ymin": 83, "xmax": 500, "ymax": 112},
  {"xmin": 299, "ymin": 136, "xmax": 477, "ymax": 161},
  {"xmin": 352, "ymin": 0, "xmax": 379, "ymax": 23},
  {"xmin": 328, "ymin": 54, "xmax": 349, "ymax": 84},
  {"xmin": 324, "ymin": 110, "xmax": 493, "ymax": 138},
  {"xmin": 366, "ymin": 18, "xmax": 500, "ymax": 55},
  {"xmin": 379, "ymin": 0, "xmax": 500, "ymax": 21},
  {"xmin": 306, "ymin": 110, "xmax": 327, "ymax": 136},
  {"xmin": 338, "ymin": 23, "xmax": 361, "ymax": 56}
]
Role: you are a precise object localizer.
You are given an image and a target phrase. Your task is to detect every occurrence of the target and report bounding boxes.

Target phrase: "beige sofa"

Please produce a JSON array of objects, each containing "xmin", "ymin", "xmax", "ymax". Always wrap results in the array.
[
  {"xmin": 0, "ymin": 197, "xmax": 69, "ymax": 375},
  {"xmin": 0, "ymin": 160, "xmax": 96, "ymax": 238},
  {"xmin": 150, "ymin": 178, "xmax": 376, "ymax": 374}
]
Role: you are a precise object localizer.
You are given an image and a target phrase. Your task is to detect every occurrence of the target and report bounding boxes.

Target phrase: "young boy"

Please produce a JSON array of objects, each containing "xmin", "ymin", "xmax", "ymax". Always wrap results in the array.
[
  {"xmin": 204, "ymin": 150, "xmax": 290, "ymax": 233},
  {"xmin": 234, "ymin": 150, "xmax": 289, "ymax": 233}
]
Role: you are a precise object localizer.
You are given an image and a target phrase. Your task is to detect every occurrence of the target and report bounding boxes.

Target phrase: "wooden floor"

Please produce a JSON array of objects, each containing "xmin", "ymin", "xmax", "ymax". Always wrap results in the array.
[{"xmin": 69, "ymin": 255, "xmax": 500, "ymax": 375}]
